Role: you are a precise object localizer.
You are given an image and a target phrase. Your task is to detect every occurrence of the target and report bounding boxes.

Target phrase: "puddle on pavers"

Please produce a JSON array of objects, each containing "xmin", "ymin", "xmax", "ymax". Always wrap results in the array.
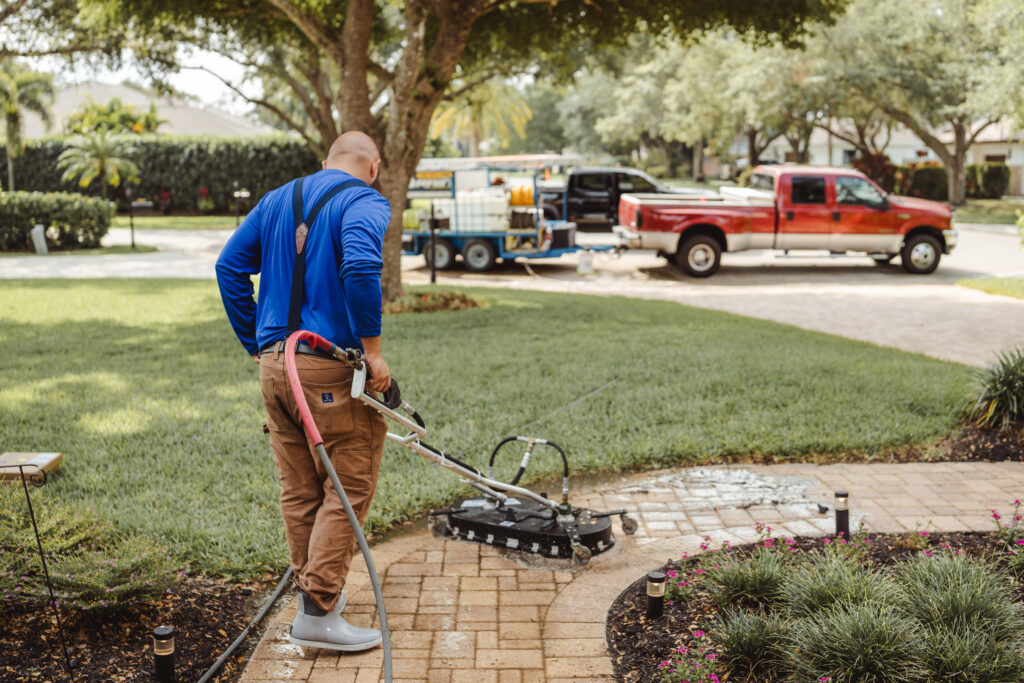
[{"xmin": 610, "ymin": 467, "xmax": 821, "ymax": 510}]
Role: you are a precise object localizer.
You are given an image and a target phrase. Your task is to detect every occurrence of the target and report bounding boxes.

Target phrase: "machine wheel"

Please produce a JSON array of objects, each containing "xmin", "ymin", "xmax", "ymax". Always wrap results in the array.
[
  {"xmin": 621, "ymin": 514, "xmax": 638, "ymax": 535},
  {"xmin": 462, "ymin": 239, "xmax": 498, "ymax": 272},
  {"xmin": 871, "ymin": 254, "xmax": 896, "ymax": 265},
  {"xmin": 571, "ymin": 544, "xmax": 592, "ymax": 567},
  {"xmin": 900, "ymin": 233, "xmax": 942, "ymax": 274},
  {"xmin": 423, "ymin": 238, "xmax": 457, "ymax": 270},
  {"xmin": 674, "ymin": 234, "xmax": 722, "ymax": 278},
  {"xmin": 428, "ymin": 515, "xmax": 453, "ymax": 539}
]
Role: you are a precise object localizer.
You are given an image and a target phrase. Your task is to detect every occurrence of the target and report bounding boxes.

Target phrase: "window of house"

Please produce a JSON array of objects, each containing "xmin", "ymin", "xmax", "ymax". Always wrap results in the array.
[
  {"xmin": 791, "ymin": 176, "xmax": 826, "ymax": 204},
  {"xmin": 985, "ymin": 155, "xmax": 1007, "ymax": 163},
  {"xmin": 842, "ymin": 149, "xmax": 857, "ymax": 165}
]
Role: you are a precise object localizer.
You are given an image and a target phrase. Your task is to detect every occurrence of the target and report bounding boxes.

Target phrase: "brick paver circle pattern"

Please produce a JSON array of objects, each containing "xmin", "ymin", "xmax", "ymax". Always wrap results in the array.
[{"xmin": 241, "ymin": 462, "xmax": 1024, "ymax": 682}]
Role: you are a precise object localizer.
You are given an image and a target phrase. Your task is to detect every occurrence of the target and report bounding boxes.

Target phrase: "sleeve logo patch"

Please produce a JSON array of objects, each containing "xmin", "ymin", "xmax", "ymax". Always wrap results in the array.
[{"xmin": 321, "ymin": 392, "xmax": 334, "ymax": 404}]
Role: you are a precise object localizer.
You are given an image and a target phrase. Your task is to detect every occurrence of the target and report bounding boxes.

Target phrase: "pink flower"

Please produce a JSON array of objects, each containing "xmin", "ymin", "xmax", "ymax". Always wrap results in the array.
[
  {"xmin": 823, "ymin": 538, "xmax": 832, "ymax": 544},
  {"xmin": 693, "ymin": 629, "xmax": 705, "ymax": 637},
  {"xmin": 993, "ymin": 510, "xmax": 1002, "ymax": 521}
]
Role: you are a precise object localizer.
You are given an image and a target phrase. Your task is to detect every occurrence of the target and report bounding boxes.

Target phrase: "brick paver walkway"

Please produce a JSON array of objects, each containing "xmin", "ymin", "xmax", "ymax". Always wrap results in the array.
[{"xmin": 240, "ymin": 461, "xmax": 1024, "ymax": 682}]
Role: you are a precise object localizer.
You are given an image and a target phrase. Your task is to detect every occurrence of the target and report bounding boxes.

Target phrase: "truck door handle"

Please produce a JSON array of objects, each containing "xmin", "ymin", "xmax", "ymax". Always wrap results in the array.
[
  {"xmin": 785, "ymin": 211, "xmax": 794, "ymax": 221},
  {"xmin": 832, "ymin": 212, "xmax": 840, "ymax": 222}
]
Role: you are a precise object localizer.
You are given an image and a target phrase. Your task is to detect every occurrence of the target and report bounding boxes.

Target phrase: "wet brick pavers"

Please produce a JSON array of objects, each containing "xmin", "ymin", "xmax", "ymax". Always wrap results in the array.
[{"xmin": 240, "ymin": 462, "xmax": 1024, "ymax": 681}]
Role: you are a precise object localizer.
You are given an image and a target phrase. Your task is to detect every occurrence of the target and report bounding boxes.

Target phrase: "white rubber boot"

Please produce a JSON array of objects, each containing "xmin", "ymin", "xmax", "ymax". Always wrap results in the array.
[{"xmin": 288, "ymin": 590, "xmax": 381, "ymax": 651}]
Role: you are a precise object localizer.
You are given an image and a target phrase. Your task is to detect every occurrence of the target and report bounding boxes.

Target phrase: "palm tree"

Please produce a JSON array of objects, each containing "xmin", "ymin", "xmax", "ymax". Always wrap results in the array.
[
  {"xmin": 57, "ymin": 129, "xmax": 139, "ymax": 200},
  {"xmin": 0, "ymin": 61, "xmax": 54, "ymax": 191},
  {"xmin": 430, "ymin": 80, "xmax": 532, "ymax": 156}
]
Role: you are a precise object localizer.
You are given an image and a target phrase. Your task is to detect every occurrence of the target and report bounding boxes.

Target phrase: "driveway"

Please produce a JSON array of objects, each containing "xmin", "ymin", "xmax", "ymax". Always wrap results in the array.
[
  {"xmin": 1, "ymin": 224, "xmax": 1021, "ymax": 366},
  {"xmin": 404, "ymin": 224, "xmax": 1024, "ymax": 367}
]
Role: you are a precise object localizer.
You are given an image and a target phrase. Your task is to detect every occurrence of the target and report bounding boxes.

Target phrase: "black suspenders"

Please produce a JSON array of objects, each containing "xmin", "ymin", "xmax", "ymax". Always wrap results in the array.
[{"xmin": 287, "ymin": 176, "xmax": 368, "ymax": 332}]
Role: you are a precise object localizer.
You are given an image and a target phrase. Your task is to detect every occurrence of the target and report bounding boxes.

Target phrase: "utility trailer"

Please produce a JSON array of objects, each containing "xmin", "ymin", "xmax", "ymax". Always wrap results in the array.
[{"xmin": 400, "ymin": 160, "xmax": 614, "ymax": 272}]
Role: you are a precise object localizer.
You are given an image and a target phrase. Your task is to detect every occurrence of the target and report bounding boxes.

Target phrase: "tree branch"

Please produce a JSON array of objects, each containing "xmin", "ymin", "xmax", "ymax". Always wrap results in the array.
[
  {"xmin": 0, "ymin": 0, "xmax": 29, "ymax": 26},
  {"xmin": 180, "ymin": 64, "xmax": 321, "ymax": 155},
  {"xmin": 265, "ymin": 0, "xmax": 343, "ymax": 67}
]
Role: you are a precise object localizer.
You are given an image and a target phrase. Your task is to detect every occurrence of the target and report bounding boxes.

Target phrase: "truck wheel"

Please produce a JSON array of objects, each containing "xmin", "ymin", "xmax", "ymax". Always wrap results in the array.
[
  {"xmin": 423, "ymin": 238, "xmax": 456, "ymax": 270},
  {"xmin": 674, "ymin": 234, "xmax": 722, "ymax": 277},
  {"xmin": 900, "ymin": 234, "xmax": 941, "ymax": 274},
  {"xmin": 462, "ymin": 239, "xmax": 497, "ymax": 272}
]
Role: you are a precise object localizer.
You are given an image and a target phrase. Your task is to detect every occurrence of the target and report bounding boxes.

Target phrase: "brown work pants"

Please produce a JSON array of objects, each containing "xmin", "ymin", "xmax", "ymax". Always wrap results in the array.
[{"xmin": 259, "ymin": 349, "xmax": 386, "ymax": 613}]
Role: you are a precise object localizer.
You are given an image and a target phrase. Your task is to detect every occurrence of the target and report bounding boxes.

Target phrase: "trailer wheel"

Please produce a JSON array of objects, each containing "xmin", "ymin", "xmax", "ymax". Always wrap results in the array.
[
  {"xmin": 423, "ymin": 238, "xmax": 456, "ymax": 270},
  {"xmin": 462, "ymin": 239, "xmax": 497, "ymax": 272},
  {"xmin": 900, "ymin": 233, "xmax": 941, "ymax": 274},
  {"xmin": 674, "ymin": 234, "xmax": 722, "ymax": 277}
]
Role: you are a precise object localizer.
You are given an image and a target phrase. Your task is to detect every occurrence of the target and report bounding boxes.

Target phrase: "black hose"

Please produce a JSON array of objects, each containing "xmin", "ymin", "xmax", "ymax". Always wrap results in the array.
[
  {"xmin": 488, "ymin": 438, "xmax": 570, "ymax": 486},
  {"xmin": 196, "ymin": 567, "xmax": 294, "ymax": 683}
]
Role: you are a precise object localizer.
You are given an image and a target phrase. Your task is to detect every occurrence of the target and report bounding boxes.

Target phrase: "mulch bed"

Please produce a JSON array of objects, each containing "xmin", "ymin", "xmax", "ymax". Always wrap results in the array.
[
  {"xmin": 0, "ymin": 574, "xmax": 276, "ymax": 683},
  {"xmin": 606, "ymin": 531, "xmax": 1014, "ymax": 682}
]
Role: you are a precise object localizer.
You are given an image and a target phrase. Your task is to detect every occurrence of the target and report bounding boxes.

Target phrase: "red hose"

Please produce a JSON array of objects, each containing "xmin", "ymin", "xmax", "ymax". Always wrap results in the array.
[{"xmin": 283, "ymin": 329, "xmax": 339, "ymax": 447}]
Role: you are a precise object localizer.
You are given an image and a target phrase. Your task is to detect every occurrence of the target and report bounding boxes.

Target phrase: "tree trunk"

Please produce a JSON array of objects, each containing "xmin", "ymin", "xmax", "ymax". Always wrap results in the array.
[
  {"xmin": 692, "ymin": 139, "xmax": 704, "ymax": 182},
  {"xmin": 747, "ymin": 128, "xmax": 759, "ymax": 168},
  {"xmin": 378, "ymin": 166, "xmax": 413, "ymax": 302},
  {"xmin": 5, "ymin": 145, "xmax": 13, "ymax": 191},
  {"xmin": 948, "ymin": 122, "xmax": 967, "ymax": 206}
]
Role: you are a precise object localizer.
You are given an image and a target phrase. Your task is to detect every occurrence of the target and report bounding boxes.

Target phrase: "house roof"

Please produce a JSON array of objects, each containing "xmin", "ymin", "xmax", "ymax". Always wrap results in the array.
[{"xmin": 21, "ymin": 81, "xmax": 278, "ymax": 138}]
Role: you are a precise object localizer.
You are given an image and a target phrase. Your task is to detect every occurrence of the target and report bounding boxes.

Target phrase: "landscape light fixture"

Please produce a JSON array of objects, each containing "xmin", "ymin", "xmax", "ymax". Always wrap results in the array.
[
  {"xmin": 646, "ymin": 570, "xmax": 666, "ymax": 619},
  {"xmin": 835, "ymin": 490, "xmax": 850, "ymax": 538},
  {"xmin": 153, "ymin": 624, "xmax": 176, "ymax": 682}
]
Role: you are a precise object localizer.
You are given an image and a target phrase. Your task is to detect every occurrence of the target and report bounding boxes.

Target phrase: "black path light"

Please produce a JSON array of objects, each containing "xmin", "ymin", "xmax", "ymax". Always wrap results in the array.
[
  {"xmin": 646, "ymin": 570, "xmax": 666, "ymax": 619},
  {"xmin": 153, "ymin": 625, "xmax": 176, "ymax": 682},
  {"xmin": 835, "ymin": 490, "xmax": 850, "ymax": 538}
]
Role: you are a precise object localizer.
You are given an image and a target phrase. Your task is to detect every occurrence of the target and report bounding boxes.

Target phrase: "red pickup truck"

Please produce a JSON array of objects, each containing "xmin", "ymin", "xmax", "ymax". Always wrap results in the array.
[{"xmin": 614, "ymin": 165, "xmax": 957, "ymax": 277}]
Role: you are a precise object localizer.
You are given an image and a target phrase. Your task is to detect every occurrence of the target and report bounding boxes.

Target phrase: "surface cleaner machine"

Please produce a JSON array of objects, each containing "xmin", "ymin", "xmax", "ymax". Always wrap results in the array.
[
  {"xmin": 284, "ymin": 330, "xmax": 638, "ymax": 566},
  {"xmin": 281, "ymin": 330, "xmax": 637, "ymax": 682}
]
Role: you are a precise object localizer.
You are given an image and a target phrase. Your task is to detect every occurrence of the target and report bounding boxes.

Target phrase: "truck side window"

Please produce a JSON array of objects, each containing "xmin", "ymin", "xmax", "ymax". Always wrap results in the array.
[
  {"xmin": 750, "ymin": 173, "xmax": 774, "ymax": 191},
  {"xmin": 577, "ymin": 174, "xmax": 608, "ymax": 192},
  {"xmin": 791, "ymin": 176, "xmax": 826, "ymax": 205},
  {"xmin": 836, "ymin": 177, "xmax": 886, "ymax": 207}
]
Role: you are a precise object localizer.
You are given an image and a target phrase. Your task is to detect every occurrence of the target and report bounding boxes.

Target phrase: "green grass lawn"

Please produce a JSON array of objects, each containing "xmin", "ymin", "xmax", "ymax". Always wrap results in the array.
[
  {"xmin": 0, "ymin": 281, "xmax": 972, "ymax": 577},
  {"xmin": 953, "ymin": 198, "xmax": 1024, "ymax": 225},
  {"xmin": 957, "ymin": 277, "xmax": 1024, "ymax": 299},
  {"xmin": 113, "ymin": 215, "xmax": 239, "ymax": 230},
  {"xmin": 0, "ymin": 244, "xmax": 159, "ymax": 257}
]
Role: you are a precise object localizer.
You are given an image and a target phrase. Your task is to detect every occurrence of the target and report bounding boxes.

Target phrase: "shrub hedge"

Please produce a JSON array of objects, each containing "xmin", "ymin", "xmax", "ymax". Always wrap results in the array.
[
  {"xmin": 0, "ymin": 191, "xmax": 115, "ymax": 251},
  {"xmin": 895, "ymin": 165, "xmax": 948, "ymax": 201},
  {"xmin": 966, "ymin": 163, "xmax": 1011, "ymax": 199},
  {"xmin": 0, "ymin": 135, "xmax": 319, "ymax": 212}
]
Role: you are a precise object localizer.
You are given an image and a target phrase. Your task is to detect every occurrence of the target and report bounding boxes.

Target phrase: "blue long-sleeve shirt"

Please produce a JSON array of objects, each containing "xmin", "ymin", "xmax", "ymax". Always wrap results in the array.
[{"xmin": 215, "ymin": 169, "xmax": 391, "ymax": 356}]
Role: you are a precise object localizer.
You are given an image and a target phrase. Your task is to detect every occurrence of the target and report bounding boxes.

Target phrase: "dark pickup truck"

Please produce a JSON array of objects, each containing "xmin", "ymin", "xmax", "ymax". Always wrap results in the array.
[{"xmin": 538, "ymin": 167, "xmax": 709, "ymax": 231}]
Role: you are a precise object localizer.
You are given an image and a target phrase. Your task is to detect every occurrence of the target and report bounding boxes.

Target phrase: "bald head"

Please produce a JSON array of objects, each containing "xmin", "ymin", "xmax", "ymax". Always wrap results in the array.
[{"xmin": 323, "ymin": 131, "xmax": 382, "ymax": 185}]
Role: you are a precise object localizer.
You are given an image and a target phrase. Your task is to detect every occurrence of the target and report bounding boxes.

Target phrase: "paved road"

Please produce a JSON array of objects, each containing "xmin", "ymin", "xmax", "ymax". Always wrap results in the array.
[{"xmin": 1, "ymin": 224, "xmax": 1022, "ymax": 366}]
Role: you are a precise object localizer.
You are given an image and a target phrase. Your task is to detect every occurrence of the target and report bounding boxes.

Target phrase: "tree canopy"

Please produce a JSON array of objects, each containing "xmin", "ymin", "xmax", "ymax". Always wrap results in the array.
[{"xmin": 85, "ymin": 0, "xmax": 845, "ymax": 298}]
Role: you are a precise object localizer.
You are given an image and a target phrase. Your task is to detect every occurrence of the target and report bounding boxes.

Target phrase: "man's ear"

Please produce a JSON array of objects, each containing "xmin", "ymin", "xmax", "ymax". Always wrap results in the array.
[{"xmin": 321, "ymin": 160, "xmax": 327, "ymax": 170}]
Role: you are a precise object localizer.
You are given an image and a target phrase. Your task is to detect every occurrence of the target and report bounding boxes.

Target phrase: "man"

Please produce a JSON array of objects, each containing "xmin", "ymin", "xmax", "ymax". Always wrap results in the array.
[{"xmin": 215, "ymin": 131, "xmax": 391, "ymax": 652}]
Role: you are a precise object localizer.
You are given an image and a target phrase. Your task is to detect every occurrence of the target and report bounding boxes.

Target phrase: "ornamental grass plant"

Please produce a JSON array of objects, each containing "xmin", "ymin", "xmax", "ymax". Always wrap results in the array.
[
  {"xmin": 666, "ymin": 510, "xmax": 1024, "ymax": 683},
  {"xmin": 965, "ymin": 346, "xmax": 1024, "ymax": 432}
]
